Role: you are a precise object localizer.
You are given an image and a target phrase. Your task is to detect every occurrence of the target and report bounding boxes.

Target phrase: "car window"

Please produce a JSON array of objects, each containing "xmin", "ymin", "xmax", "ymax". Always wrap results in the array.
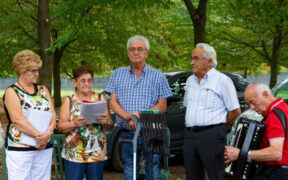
[
  {"xmin": 166, "ymin": 72, "xmax": 192, "ymax": 99},
  {"xmin": 222, "ymin": 72, "xmax": 250, "ymax": 92},
  {"xmin": 275, "ymin": 82, "xmax": 288, "ymax": 102}
]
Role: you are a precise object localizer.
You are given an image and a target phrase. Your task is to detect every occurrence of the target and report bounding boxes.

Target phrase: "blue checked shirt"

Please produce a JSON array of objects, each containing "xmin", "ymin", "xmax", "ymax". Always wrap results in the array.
[
  {"xmin": 105, "ymin": 64, "xmax": 172, "ymax": 129},
  {"xmin": 183, "ymin": 68, "xmax": 240, "ymax": 127}
]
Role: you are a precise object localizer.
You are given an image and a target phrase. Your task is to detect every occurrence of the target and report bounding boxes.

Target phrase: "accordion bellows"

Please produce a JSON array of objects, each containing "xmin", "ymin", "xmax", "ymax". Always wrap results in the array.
[{"xmin": 225, "ymin": 117, "xmax": 265, "ymax": 180}]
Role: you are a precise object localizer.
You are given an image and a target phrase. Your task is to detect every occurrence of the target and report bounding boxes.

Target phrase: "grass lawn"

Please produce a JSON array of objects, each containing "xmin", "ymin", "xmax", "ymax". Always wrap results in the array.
[{"xmin": 0, "ymin": 89, "xmax": 104, "ymax": 99}]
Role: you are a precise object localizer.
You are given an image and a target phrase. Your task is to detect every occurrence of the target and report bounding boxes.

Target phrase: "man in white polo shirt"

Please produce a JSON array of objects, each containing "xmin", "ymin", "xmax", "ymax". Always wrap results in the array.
[{"xmin": 183, "ymin": 43, "xmax": 241, "ymax": 180}]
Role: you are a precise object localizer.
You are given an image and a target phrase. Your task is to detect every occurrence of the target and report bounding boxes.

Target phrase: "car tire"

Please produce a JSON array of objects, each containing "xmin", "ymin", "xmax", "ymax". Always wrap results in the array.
[{"xmin": 111, "ymin": 134, "xmax": 124, "ymax": 172}]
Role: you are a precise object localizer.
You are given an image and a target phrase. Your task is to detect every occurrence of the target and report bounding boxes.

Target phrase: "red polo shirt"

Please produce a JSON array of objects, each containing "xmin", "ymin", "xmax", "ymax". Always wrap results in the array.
[{"xmin": 261, "ymin": 98, "xmax": 288, "ymax": 166}]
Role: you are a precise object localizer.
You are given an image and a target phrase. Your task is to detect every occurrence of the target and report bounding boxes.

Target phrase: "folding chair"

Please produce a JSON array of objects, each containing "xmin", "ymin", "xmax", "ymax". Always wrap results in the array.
[{"xmin": 51, "ymin": 134, "xmax": 65, "ymax": 180}]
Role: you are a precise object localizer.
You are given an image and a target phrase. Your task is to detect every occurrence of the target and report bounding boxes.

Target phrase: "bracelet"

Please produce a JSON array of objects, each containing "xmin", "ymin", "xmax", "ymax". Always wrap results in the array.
[{"xmin": 247, "ymin": 151, "xmax": 252, "ymax": 162}]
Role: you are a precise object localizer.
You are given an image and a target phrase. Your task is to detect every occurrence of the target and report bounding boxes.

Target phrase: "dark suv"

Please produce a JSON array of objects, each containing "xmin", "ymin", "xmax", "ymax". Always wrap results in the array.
[{"xmin": 105, "ymin": 71, "xmax": 250, "ymax": 171}]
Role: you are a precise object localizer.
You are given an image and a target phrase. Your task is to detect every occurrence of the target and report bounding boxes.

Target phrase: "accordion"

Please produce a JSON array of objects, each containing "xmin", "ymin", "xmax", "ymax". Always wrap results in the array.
[{"xmin": 225, "ymin": 117, "xmax": 265, "ymax": 180}]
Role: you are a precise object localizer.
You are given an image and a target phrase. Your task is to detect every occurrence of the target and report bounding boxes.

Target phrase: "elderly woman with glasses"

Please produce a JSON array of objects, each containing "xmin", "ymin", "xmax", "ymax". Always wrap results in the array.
[
  {"xmin": 58, "ymin": 65, "xmax": 114, "ymax": 180},
  {"xmin": 3, "ymin": 50, "xmax": 56, "ymax": 180}
]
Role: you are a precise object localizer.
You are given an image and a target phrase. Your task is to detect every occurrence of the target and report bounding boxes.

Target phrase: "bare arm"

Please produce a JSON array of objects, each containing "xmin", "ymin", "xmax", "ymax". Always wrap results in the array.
[
  {"xmin": 35, "ymin": 86, "xmax": 57, "ymax": 149},
  {"xmin": 150, "ymin": 99, "xmax": 167, "ymax": 113},
  {"xmin": 226, "ymin": 108, "xmax": 241, "ymax": 126},
  {"xmin": 57, "ymin": 97, "xmax": 87, "ymax": 134},
  {"xmin": 97, "ymin": 94, "xmax": 114, "ymax": 130},
  {"xmin": 4, "ymin": 87, "xmax": 40, "ymax": 137},
  {"xmin": 42, "ymin": 85, "xmax": 56, "ymax": 133},
  {"xmin": 250, "ymin": 139, "xmax": 284, "ymax": 162},
  {"xmin": 110, "ymin": 93, "xmax": 131, "ymax": 121},
  {"xmin": 225, "ymin": 138, "xmax": 284, "ymax": 163}
]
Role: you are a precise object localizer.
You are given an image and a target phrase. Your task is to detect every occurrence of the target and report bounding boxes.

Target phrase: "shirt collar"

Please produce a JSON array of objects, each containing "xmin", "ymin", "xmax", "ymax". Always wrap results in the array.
[
  {"xmin": 206, "ymin": 68, "xmax": 216, "ymax": 79},
  {"xmin": 193, "ymin": 68, "xmax": 215, "ymax": 81},
  {"xmin": 129, "ymin": 64, "xmax": 149, "ymax": 75},
  {"xmin": 263, "ymin": 97, "xmax": 284, "ymax": 116}
]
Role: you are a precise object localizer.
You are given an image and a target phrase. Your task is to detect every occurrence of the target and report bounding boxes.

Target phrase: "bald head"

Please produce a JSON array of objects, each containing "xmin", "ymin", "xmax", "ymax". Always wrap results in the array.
[{"xmin": 245, "ymin": 83, "xmax": 276, "ymax": 114}]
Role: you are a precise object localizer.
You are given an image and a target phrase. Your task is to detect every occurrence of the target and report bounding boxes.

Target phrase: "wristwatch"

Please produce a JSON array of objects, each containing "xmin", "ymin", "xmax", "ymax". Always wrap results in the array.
[{"xmin": 247, "ymin": 151, "xmax": 252, "ymax": 162}]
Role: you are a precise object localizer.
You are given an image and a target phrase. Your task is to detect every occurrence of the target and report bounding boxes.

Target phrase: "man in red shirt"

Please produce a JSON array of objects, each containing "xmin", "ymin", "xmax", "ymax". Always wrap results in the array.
[{"xmin": 225, "ymin": 83, "xmax": 288, "ymax": 179}]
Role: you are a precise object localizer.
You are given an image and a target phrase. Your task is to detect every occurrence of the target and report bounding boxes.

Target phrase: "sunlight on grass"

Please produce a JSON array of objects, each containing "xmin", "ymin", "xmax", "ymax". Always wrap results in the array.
[{"xmin": 0, "ymin": 89, "xmax": 104, "ymax": 99}]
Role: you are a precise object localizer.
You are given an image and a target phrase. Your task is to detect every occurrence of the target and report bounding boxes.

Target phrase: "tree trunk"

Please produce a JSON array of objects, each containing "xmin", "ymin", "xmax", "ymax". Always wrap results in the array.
[
  {"xmin": 52, "ymin": 31, "xmax": 76, "ymax": 107},
  {"xmin": 53, "ymin": 49, "xmax": 62, "ymax": 108},
  {"xmin": 269, "ymin": 61, "xmax": 278, "ymax": 89},
  {"xmin": 38, "ymin": 0, "xmax": 52, "ymax": 91},
  {"xmin": 184, "ymin": 0, "xmax": 208, "ymax": 45},
  {"xmin": 268, "ymin": 23, "xmax": 282, "ymax": 89}
]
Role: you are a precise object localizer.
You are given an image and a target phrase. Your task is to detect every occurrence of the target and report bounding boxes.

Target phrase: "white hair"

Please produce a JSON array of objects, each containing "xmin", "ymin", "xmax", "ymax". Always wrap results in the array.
[
  {"xmin": 196, "ymin": 43, "xmax": 217, "ymax": 68},
  {"xmin": 247, "ymin": 83, "xmax": 272, "ymax": 97},
  {"xmin": 127, "ymin": 35, "xmax": 150, "ymax": 50}
]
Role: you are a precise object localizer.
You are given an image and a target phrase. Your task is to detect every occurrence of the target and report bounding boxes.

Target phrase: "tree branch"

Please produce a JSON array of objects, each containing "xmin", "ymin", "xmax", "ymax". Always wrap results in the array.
[
  {"xmin": 183, "ymin": 0, "xmax": 196, "ymax": 22},
  {"xmin": 222, "ymin": 31, "xmax": 268, "ymax": 58},
  {"xmin": 261, "ymin": 40, "xmax": 270, "ymax": 60},
  {"xmin": 23, "ymin": 0, "xmax": 37, "ymax": 8},
  {"xmin": 18, "ymin": 25, "xmax": 38, "ymax": 44},
  {"xmin": 16, "ymin": 0, "xmax": 38, "ymax": 22}
]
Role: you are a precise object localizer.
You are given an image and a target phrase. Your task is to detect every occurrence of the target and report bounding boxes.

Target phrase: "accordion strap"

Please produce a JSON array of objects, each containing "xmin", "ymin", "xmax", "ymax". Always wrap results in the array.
[{"xmin": 271, "ymin": 109, "xmax": 287, "ymax": 139}]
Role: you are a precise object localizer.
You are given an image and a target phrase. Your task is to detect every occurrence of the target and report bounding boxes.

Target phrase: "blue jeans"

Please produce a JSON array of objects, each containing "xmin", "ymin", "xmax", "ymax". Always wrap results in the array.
[
  {"xmin": 64, "ymin": 160, "xmax": 105, "ymax": 180},
  {"xmin": 121, "ymin": 132, "xmax": 162, "ymax": 180}
]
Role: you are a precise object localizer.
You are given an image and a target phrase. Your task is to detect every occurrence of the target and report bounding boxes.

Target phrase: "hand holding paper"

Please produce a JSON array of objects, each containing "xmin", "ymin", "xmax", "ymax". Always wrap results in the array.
[
  {"xmin": 20, "ymin": 109, "xmax": 52, "ymax": 147},
  {"xmin": 73, "ymin": 116, "xmax": 88, "ymax": 128},
  {"xmin": 96, "ymin": 113, "xmax": 109, "ymax": 125},
  {"xmin": 80, "ymin": 101, "xmax": 107, "ymax": 124}
]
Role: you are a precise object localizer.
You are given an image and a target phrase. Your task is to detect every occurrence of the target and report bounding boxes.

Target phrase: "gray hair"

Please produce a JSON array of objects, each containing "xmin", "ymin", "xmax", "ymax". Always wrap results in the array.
[
  {"xmin": 127, "ymin": 35, "xmax": 150, "ymax": 50},
  {"xmin": 196, "ymin": 43, "xmax": 217, "ymax": 68},
  {"xmin": 247, "ymin": 83, "xmax": 272, "ymax": 97}
]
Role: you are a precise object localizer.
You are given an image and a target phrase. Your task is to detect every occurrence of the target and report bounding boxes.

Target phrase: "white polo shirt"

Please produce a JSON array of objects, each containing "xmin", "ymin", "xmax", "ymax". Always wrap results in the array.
[{"xmin": 183, "ymin": 68, "xmax": 240, "ymax": 127}]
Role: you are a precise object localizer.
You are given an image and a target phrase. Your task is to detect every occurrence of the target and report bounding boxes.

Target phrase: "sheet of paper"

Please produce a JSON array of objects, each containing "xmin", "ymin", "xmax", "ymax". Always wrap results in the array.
[
  {"xmin": 20, "ymin": 109, "xmax": 52, "ymax": 147},
  {"xmin": 80, "ymin": 101, "xmax": 107, "ymax": 124}
]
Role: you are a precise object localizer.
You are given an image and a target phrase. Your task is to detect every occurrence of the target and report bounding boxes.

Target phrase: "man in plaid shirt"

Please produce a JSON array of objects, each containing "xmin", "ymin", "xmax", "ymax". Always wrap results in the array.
[{"xmin": 105, "ymin": 35, "xmax": 172, "ymax": 180}]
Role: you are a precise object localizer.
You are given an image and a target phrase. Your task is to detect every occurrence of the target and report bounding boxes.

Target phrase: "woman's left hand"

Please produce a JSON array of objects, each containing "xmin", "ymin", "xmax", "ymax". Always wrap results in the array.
[
  {"xmin": 96, "ymin": 113, "xmax": 108, "ymax": 125},
  {"xmin": 35, "ymin": 130, "xmax": 53, "ymax": 149}
]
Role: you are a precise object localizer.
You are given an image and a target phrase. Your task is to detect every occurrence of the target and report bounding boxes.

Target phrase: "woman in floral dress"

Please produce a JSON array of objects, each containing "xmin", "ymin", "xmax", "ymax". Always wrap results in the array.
[{"xmin": 58, "ymin": 65, "xmax": 114, "ymax": 180}]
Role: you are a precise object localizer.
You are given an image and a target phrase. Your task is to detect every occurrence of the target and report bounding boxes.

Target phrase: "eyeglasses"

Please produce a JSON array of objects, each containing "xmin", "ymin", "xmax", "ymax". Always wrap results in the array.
[
  {"xmin": 190, "ymin": 57, "xmax": 207, "ymax": 62},
  {"xmin": 27, "ymin": 69, "xmax": 40, "ymax": 74},
  {"xmin": 127, "ymin": 47, "xmax": 147, "ymax": 53},
  {"xmin": 79, "ymin": 78, "xmax": 93, "ymax": 84}
]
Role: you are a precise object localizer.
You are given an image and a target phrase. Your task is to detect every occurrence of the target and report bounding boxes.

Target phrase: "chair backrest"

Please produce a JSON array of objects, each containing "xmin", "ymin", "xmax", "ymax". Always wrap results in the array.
[
  {"xmin": 51, "ymin": 134, "xmax": 65, "ymax": 180},
  {"xmin": 2, "ymin": 146, "xmax": 7, "ymax": 180}
]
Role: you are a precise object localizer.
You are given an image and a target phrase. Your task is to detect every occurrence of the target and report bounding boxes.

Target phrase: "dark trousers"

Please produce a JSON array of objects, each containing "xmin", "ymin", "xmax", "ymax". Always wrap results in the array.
[
  {"xmin": 253, "ymin": 166, "xmax": 288, "ymax": 180},
  {"xmin": 183, "ymin": 124, "xmax": 227, "ymax": 180}
]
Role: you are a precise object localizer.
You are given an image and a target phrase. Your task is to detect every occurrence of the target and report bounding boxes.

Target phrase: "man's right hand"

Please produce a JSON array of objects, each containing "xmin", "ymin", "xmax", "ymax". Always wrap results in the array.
[{"xmin": 128, "ymin": 112, "xmax": 140, "ymax": 130}]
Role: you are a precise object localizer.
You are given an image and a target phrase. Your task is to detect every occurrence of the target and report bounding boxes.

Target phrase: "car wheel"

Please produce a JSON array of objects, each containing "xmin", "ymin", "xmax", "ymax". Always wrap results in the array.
[{"xmin": 111, "ymin": 134, "xmax": 124, "ymax": 172}]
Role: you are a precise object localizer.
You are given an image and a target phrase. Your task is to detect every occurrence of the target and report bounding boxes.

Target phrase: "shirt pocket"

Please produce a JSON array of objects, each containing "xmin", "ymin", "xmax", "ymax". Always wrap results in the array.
[{"xmin": 198, "ymin": 88, "xmax": 222, "ymax": 109}]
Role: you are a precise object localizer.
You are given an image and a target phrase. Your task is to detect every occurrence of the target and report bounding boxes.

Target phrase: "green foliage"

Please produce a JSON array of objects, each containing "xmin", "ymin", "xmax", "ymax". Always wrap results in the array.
[
  {"xmin": 0, "ymin": 0, "xmax": 39, "ymax": 77},
  {"xmin": 1, "ymin": 0, "xmax": 286, "ymax": 82},
  {"xmin": 206, "ymin": 0, "xmax": 288, "ymax": 79}
]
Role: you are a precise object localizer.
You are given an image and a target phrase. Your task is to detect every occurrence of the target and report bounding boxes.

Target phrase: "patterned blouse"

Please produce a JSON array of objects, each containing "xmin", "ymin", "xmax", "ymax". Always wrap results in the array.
[
  {"xmin": 4, "ymin": 84, "xmax": 52, "ymax": 151},
  {"xmin": 61, "ymin": 93, "xmax": 107, "ymax": 163}
]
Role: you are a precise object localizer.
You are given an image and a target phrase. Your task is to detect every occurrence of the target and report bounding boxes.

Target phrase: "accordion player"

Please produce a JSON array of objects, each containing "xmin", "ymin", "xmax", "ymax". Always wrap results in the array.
[{"xmin": 225, "ymin": 117, "xmax": 265, "ymax": 180}]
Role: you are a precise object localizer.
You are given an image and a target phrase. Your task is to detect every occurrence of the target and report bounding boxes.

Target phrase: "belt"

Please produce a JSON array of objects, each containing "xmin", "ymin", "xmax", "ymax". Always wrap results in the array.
[
  {"xmin": 281, "ymin": 165, "xmax": 288, "ymax": 169},
  {"xmin": 186, "ymin": 123, "xmax": 225, "ymax": 132}
]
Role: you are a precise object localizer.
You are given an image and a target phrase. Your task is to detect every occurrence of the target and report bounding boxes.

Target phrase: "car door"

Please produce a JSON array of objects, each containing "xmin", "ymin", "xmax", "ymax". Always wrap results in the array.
[{"xmin": 165, "ymin": 71, "xmax": 192, "ymax": 151}]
